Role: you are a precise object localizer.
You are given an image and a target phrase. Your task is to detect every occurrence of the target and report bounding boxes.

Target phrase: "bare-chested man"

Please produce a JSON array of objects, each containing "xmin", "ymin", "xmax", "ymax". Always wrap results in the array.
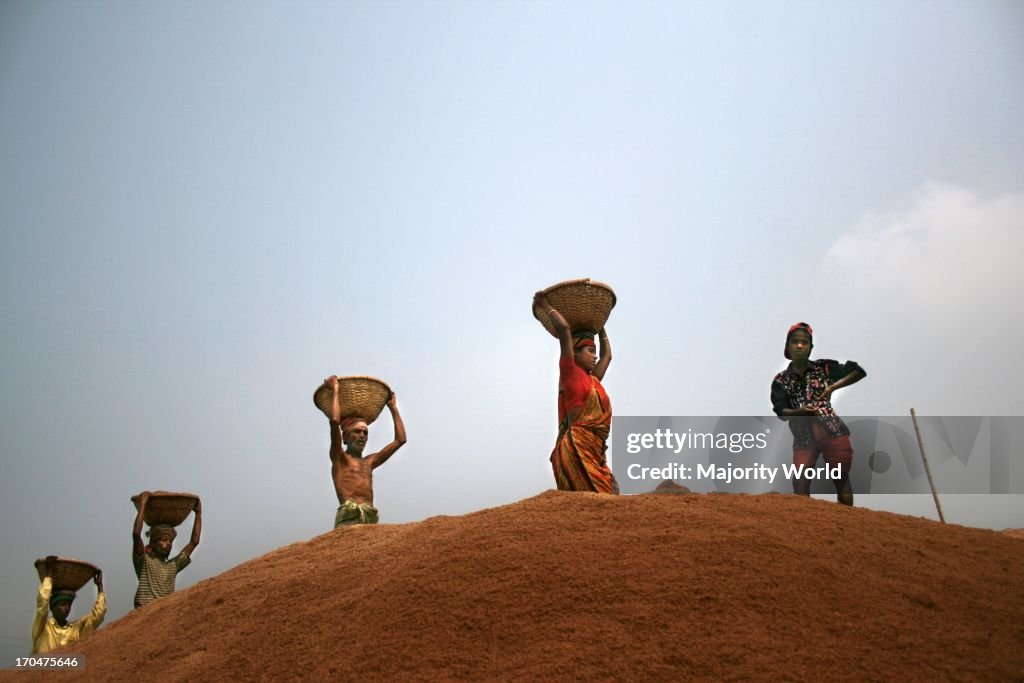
[{"xmin": 324, "ymin": 375, "xmax": 407, "ymax": 527}]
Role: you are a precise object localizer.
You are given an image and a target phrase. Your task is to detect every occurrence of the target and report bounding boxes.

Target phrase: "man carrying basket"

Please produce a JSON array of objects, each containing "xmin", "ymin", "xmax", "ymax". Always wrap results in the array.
[
  {"xmin": 131, "ymin": 491, "xmax": 202, "ymax": 608},
  {"xmin": 31, "ymin": 556, "xmax": 106, "ymax": 654},
  {"xmin": 322, "ymin": 375, "xmax": 407, "ymax": 527}
]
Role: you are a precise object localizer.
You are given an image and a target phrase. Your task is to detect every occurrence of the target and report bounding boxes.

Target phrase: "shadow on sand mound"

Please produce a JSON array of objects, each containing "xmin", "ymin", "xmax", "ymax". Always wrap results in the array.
[{"xmin": 7, "ymin": 491, "xmax": 1024, "ymax": 681}]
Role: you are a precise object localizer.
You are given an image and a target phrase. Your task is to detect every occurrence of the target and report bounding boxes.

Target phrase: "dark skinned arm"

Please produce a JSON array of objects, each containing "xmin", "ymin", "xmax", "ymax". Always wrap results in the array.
[
  {"xmin": 325, "ymin": 375, "xmax": 346, "ymax": 480},
  {"xmin": 535, "ymin": 292, "xmax": 573, "ymax": 360},
  {"xmin": 79, "ymin": 570, "xmax": 107, "ymax": 632},
  {"xmin": 821, "ymin": 369, "xmax": 866, "ymax": 402},
  {"xmin": 779, "ymin": 406, "xmax": 821, "ymax": 418},
  {"xmin": 180, "ymin": 499, "xmax": 202, "ymax": 558},
  {"xmin": 132, "ymin": 491, "xmax": 149, "ymax": 557},
  {"xmin": 371, "ymin": 393, "xmax": 407, "ymax": 470}
]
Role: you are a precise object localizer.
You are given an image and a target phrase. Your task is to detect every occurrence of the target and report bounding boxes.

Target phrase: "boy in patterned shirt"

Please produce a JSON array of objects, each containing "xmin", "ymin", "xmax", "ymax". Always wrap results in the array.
[
  {"xmin": 131, "ymin": 491, "xmax": 202, "ymax": 608},
  {"xmin": 770, "ymin": 322, "xmax": 866, "ymax": 506}
]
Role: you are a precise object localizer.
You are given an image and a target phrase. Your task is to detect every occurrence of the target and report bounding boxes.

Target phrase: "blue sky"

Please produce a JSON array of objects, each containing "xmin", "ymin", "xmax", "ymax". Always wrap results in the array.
[{"xmin": 1, "ymin": 0, "xmax": 1022, "ymax": 666}]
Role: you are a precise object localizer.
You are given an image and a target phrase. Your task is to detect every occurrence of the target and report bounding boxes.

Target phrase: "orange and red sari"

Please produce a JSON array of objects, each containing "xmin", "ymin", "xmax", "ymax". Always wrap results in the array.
[{"xmin": 550, "ymin": 370, "xmax": 620, "ymax": 494}]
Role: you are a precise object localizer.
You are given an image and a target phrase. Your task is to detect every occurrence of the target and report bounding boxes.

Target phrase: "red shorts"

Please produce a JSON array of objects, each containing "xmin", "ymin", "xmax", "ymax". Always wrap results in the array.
[{"xmin": 793, "ymin": 421, "xmax": 853, "ymax": 474}]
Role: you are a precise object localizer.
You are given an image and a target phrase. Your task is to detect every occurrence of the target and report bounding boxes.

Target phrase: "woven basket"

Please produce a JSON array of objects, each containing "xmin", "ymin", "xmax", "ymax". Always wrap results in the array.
[
  {"xmin": 313, "ymin": 376, "xmax": 392, "ymax": 424},
  {"xmin": 131, "ymin": 491, "xmax": 200, "ymax": 527},
  {"xmin": 34, "ymin": 557, "xmax": 99, "ymax": 592},
  {"xmin": 533, "ymin": 278, "xmax": 617, "ymax": 338}
]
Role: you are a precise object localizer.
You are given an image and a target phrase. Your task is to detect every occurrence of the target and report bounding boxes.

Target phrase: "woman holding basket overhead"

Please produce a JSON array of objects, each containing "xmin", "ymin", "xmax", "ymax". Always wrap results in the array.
[{"xmin": 534, "ymin": 289, "xmax": 619, "ymax": 494}]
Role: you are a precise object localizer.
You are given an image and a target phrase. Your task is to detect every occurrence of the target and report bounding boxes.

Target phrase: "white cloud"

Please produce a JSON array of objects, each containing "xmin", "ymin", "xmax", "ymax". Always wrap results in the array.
[
  {"xmin": 821, "ymin": 183, "xmax": 1024, "ymax": 415},
  {"xmin": 825, "ymin": 182, "xmax": 1024, "ymax": 317}
]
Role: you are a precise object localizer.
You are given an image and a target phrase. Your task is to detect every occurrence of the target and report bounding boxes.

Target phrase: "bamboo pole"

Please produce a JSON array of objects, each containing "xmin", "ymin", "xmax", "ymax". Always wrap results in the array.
[{"xmin": 910, "ymin": 408, "xmax": 945, "ymax": 523}]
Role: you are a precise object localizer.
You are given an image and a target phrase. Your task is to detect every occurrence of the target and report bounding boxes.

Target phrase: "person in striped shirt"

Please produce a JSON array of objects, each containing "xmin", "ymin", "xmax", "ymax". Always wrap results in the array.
[{"xmin": 131, "ymin": 491, "xmax": 202, "ymax": 608}]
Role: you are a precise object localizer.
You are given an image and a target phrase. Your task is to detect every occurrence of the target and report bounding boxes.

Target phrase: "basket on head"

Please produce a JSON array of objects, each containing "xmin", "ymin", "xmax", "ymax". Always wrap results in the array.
[
  {"xmin": 533, "ymin": 278, "xmax": 617, "ymax": 338},
  {"xmin": 130, "ymin": 491, "xmax": 200, "ymax": 528},
  {"xmin": 34, "ymin": 557, "xmax": 99, "ymax": 592},
  {"xmin": 313, "ymin": 376, "xmax": 392, "ymax": 424}
]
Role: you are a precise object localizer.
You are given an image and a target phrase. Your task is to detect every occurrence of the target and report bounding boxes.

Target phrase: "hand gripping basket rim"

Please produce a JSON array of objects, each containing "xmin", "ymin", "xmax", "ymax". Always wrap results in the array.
[
  {"xmin": 130, "ymin": 491, "xmax": 200, "ymax": 528},
  {"xmin": 532, "ymin": 278, "xmax": 617, "ymax": 338},
  {"xmin": 34, "ymin": 557, "xmax": 100, "ymax": 592},
  {"xmin": 313, "ymin": 376, "xmax": 393, "ymax": 424}
]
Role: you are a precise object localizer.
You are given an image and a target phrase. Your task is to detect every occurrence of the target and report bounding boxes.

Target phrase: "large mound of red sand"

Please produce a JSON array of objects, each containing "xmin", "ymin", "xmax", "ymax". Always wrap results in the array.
[{"xmin": 7, "ymin": 492, "xmax": 1023, "ymax": 681}]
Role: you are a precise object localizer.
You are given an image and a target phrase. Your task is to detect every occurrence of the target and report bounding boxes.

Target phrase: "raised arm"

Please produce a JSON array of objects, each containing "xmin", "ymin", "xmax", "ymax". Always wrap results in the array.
[
  {"xmin": 32, "ymin": 557, "xmax": 56, "ymax": 642},
  {"xmin": 594, "ymin": 327, "xmax": 612, "ymax": 381},
  {"xmin": 132, "ymin": 492, "xmax": 150, "ymax": 557},
  {"xmin": 79, "ymin": 571, "xmax": 107, "ymax": 633},
  {"xmin": 180, "ymin": 499, "xmax": 202, "ymax": 558},
  {"xmin": 325, "ymin": 375, "xmax": 345, "ymax": 463},
  {"xmin": 325, "ymin": 376, "xmax": 347, "ymax": 490},
  {"xmin": 535, "ymin": 292, "xmax": 573, "ymax": 359},
  {"xmin": 371, "ymin": 392, "xmax": 407, "ymax": 469}
]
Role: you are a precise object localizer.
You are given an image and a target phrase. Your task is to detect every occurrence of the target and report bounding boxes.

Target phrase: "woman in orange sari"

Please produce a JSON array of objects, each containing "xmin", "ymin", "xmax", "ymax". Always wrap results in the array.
[{"xmin": 534, "ymin": 292, "xmax": 619, "ymax": 494}]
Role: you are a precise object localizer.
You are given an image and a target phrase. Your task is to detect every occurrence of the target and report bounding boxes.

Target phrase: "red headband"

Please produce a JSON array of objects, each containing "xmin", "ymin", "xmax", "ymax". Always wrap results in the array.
[
  {"xmin": 340, "ymin": 417, "xmax": 368, "ymax": 432},
  {"xmin": 573, "ymin": 337, "xmax": 596, "ymax": 350}
]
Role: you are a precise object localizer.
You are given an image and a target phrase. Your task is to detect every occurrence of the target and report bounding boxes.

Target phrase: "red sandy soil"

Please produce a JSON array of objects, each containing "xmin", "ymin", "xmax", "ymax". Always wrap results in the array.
[{"xmin": 6, "ymin": 491, "xmax": 1023, "ymax": 682}]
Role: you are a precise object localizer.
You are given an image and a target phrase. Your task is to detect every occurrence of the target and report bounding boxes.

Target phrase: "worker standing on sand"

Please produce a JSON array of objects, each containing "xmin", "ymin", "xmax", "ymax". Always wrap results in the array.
[
  {"xmin": 770, "ymin": 322, "xmax": 866, "ymax": 506},
  {"xmin": 535, "ymin": 291, "xmax": 619, "ymax": 494},
  {"xmin": 323, "ymin": 375, "xmax": 407, "ymax": 527}
]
